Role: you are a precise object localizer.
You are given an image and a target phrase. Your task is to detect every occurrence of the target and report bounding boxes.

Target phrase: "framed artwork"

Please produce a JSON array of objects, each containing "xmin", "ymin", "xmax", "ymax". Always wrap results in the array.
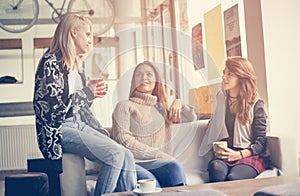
[
  {"xmin": 224, "ymin": 4, "xmax": 242, "ymax": 57},
  {"xmin": 192, "ymin": 23, "xmax": 205, "ymax": 70},
  {"xmin": 204, "ymin": 4, "xmax": 226, "ymax": 80}
]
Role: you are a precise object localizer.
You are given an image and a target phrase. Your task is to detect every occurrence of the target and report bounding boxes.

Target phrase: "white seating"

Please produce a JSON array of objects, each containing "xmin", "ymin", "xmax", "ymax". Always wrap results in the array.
[{"xmin": 59, "ymin": 121, "xmax": 299, "ymax": 195}]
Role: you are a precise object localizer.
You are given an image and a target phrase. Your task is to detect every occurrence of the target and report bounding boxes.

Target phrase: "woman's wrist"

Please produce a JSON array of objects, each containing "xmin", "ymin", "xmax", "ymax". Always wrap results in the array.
[{"xmin": 239, "ymin": 150, "xmax": 244, "ymax": 159}]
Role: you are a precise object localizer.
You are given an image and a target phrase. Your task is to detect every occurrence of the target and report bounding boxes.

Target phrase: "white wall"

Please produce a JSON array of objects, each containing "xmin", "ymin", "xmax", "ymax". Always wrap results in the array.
[
  {"xmin": 261, "ymin": 0, "xmax": 300, "ymax": 151},
  {"xmin": 185, "ymin": 0, "xmax": 247, "ymax": 85}
]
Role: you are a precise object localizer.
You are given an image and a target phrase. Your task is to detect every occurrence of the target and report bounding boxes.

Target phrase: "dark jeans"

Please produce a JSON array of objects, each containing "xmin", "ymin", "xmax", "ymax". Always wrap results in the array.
[{"xmin": 136, "ymin": 160, "xmax": 186, "ymax": 188}]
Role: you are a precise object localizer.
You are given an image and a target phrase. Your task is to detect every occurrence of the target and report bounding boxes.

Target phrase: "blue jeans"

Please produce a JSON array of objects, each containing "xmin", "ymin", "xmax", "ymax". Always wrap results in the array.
[
  {"xmin": 137, "ymin": 160, "xmax": 186, "ymax": 188},
  {"xmin": 136, "ymin": 164, "xmax": 161, "ymax": 187},
  {"xmin": 61, "ymin": 116, "xmax": 137, "ymax": 195}
]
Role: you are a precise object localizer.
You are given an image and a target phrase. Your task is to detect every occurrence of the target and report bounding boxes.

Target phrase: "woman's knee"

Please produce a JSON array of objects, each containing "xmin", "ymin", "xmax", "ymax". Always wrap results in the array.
[
  {"xmin": 110, "ymin": 145, "xmax": 135, "ymax": 166},
  {"xmin": 208, "ymin": 160, "xmax": 228, "ymax": 182},
  {"xmin": 161, "ymin": 161, "xmax": 186, "ymax": 186},
  {"xmin": 101, "ymin": 144, "xmax": 126, "ymax": 166},
  {"xmin": 227, "ymin": 165, "xmax": 258, "ymax": 181},
  {"xmin": 164, "ymin": 161, "xmax": 184, "ymax": 171},
  {"xmin": 123, "ymin": 148, "xmax": 134, "ymax": 161},
  {"xmin": 163, "ymin": 161, "xmax": 186, "ymax": 181},
  {"xmin": 208, "ymin": 159, "xmax": 226, "ymax": 171}
]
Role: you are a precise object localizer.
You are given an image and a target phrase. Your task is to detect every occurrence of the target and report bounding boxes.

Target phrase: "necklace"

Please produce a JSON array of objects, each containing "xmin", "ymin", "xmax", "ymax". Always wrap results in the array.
[
  {"xmin": 228, "ymin": 94, "xmax": 238, "ymax": 99},
  {"xmin": 228, "ymin": 98, "xmax": 239, "ymax": 114},
  {"xmin": 229, "ymin": 99, "xmax": 238, "ymax": 106}
]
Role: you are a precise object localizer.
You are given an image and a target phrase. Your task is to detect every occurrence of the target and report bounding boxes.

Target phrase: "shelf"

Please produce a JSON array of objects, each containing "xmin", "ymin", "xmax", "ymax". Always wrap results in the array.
[
  {"xmin": 0, "ymin": 39, "xmax": 23, "ymax": 83},
  {"xmin": 0, "ymin": 39, "xmax": 22, "ymax": 50},
  {"xmin": 34, "ymin": 37, "xmax": 52, "ymax": 49},
  {"xmin": 0, "ymin": 102, "xmax": 34, "ymax": 117}
]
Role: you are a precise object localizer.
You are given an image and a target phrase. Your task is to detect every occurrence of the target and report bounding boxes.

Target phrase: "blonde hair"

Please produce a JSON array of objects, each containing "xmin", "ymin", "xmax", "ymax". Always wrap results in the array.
[
  {"xmin": 49, "ymin": 13, "xmax": 93, "ymax": 71},
  {"xmin": 225, "ymin": 56, "xmax": 258, "ymax": 124},
  {"xmin": 130, "ymin": 61, "xmax": 168, "ymax": 110}
]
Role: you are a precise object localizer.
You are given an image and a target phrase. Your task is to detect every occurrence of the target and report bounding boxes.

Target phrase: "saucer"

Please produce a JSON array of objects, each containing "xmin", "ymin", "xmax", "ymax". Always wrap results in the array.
[{"xmin": 133, "ymin": 188, "xmax": 162, "ymax": 195}]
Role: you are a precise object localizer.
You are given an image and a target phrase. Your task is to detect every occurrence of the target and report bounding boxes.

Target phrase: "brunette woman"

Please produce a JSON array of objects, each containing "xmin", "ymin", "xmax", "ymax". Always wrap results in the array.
[
  {"xmin": 206, "ymin": 56, "xmax": 270, "ymax": 182},
  {"xmin": 111, "ymin": 61, "xmax": 197, "ymax": 187}
]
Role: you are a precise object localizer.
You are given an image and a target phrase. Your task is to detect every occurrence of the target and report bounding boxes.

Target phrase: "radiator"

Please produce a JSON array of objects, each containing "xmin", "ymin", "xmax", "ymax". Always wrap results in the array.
[{"xmin": 0, "ymin": 125, "xmax": 42, "ymax": 171}]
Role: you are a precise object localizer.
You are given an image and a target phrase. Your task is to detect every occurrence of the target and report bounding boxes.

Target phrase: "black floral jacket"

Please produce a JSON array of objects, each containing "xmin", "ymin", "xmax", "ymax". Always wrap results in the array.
[{"xmin": 33, "ymin": 50, "xmax": 107, "ymax": 173}]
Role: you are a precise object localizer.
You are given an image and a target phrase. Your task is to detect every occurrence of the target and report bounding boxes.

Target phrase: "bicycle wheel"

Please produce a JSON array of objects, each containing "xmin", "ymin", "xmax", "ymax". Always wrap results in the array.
[
  {"xmin": 67, "ymin": 0, "xmax": 115, "ymax": 36},
  {"xmin": 0, "ymin": 0, "xmax": 39, "ymax": 33}
]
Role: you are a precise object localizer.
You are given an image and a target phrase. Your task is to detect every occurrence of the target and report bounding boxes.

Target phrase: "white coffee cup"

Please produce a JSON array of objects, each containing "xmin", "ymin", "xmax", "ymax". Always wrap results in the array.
[{"xmin": 136, "ymin": 179, "xmax": 156, "ymax": 192}]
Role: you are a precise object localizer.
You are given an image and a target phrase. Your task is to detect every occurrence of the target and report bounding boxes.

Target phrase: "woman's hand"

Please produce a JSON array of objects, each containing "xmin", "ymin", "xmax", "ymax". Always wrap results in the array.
[
  {"xmin": 168, "ymin": 99, "xmax": 182, "ymax": 123},
  {"xmin": 88, "ymin": 79, "xmax": 108, "ymax": 98},
  {"xmin": 214, "ymin": 145, "xmax": 242, "ymax": 162}
]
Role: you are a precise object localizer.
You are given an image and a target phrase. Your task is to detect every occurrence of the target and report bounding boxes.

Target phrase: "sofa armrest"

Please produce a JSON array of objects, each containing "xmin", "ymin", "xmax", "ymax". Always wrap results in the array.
[
  {"xmin": 169, "ymin": 120, "xmax": 211, "ymax": 184},
  {"xmin": 267, "ymin": 133, "xmax": 299, "ymax": 176},
  {"xmin": 267, "ymin": 135, "xmax": 282, "ymax": 169}
]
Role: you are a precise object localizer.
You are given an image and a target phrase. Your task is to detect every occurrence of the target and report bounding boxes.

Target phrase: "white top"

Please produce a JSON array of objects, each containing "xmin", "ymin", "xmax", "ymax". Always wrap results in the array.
[{"xmin": 68, "ymin": 68, "xmax": 83, "ymax": 95}]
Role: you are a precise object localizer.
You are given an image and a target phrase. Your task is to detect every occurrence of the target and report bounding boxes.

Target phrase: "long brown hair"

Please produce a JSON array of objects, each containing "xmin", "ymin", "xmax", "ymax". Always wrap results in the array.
[
  {"xmin": 129, "ymin": 61, "xmax": 168, "ymax": 110},
  {"xmin": 48, "ymin": 13, "xmax": 93, "ymax": 71},
  {"xmin": 225, "ymin": 56, "xmax": 258, "ymax": 124}
]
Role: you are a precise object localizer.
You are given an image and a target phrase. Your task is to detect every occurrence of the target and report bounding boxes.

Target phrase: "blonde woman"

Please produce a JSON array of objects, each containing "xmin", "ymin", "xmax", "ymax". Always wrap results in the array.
[
  {"xmin": 207, "ymin": 56, "xmax": 270, "ymax": 182},
  {"xmin": 33, "ymin": 14, "xmax": 136, "ymax": 195}
]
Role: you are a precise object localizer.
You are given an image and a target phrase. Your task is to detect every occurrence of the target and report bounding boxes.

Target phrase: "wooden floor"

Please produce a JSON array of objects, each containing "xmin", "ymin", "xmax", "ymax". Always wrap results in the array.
[{"xmin": 104, "ymin": 176, "xmax": 300, "ymax": 196}]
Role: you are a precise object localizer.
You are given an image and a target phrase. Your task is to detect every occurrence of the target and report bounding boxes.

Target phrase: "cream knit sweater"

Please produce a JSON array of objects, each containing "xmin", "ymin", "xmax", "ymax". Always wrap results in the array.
[{"xmin": 111, "ymin": 91, "xmax": 174, "ymax": 162}]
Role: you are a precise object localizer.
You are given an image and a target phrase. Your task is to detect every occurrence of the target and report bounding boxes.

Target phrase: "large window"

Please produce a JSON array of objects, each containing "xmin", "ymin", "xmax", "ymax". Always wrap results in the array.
[
  {"xmin": 145, "ymin": 0, "xmax": 180, "ymax": 104},
  {"xmin": 86, "ymin": 37, "xmax": 120, "ymax": 127}
]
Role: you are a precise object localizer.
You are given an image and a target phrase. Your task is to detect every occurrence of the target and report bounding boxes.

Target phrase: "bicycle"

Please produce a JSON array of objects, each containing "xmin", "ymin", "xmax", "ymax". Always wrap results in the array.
[{"xmin": 0, "ymin": 0, "xmax": 115, "ymax": 35}]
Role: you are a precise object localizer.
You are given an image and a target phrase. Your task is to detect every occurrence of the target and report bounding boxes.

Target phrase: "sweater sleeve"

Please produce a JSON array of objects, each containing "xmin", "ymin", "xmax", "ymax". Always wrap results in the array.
[
  {"xmin": 250, "ymin": 99, "xmax": 268, "ymax": 155},
  {"xmin": 112, "ymin": 101, "xmax": 173, "ymax": 160},
  {"xmin": 180, "ymin": 104, "xmax": 197, "ymax": 122}
]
